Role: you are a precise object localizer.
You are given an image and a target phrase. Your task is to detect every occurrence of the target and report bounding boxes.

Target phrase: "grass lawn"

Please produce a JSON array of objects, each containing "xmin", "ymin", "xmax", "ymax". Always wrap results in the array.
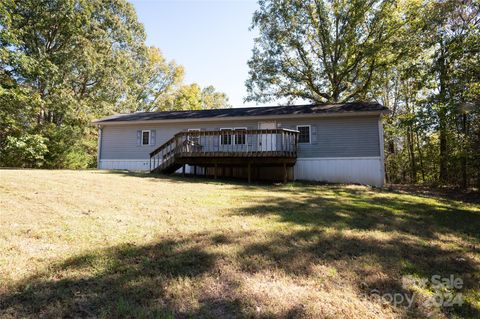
[{"xmin": 0, "ymin": 169, "xmax": 479, "ymax": 318}]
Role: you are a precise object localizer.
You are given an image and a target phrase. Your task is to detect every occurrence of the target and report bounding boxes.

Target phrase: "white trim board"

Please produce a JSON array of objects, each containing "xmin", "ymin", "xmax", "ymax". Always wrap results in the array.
[
  {"xmin": 378, "ymin": 117, "xmax": 386, "ymax": 185},
  {"xmin": 141, "ymin": 130, "xmax": 151, "ymax": 146},
  {"xmin": 297, "ymin": 156, "xmax": 381, "ymax": 161},
  {"xmin": 100, "ymin": 159, "xmax": 148, "ymax": 162},
  {"xmin": 296, "ymin": 124, "xmax": 311, "ymax": 144}
]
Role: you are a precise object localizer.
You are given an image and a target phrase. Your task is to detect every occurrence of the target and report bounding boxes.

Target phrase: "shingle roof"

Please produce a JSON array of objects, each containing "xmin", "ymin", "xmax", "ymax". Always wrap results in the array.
[{"xmin": 93, "ymin": 102, "xmax": 388, "ymax": 123}]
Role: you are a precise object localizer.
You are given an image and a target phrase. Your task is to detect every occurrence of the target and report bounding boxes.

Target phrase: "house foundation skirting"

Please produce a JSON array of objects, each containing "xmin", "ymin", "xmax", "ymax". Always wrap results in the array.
[
  {"xmin": 99, "ymin": 160, "xmax": 202, "ymax": 175},
  {"xmin": 294, "ymin": 157, "xmax": 384, "ymax": 187},
  {"xmin": 99, "ymin": 156, "xmax": 384, "ymax": 187},
  {"xmin": 99, "ymin": 159, "xmax": 150, "ymax": 171}
]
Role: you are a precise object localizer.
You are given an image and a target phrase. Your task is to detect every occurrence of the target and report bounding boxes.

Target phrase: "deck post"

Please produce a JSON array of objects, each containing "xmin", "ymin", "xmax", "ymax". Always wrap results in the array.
[
  {"xmin": 194, "ymin": 165, "xmax": 197, "ymax": 176},
  {"xmin": 214, "ymin": 163, "xmax": 217, "ymax": 179},
  {"xmin": 182, "ymin": 165, "xmax": 185, "ymax": 176},
  {"xmin": 248, "ymin": 162, "xmax": 251, "ymax": 184},
  {"xmin": 283, "ymin": 162, "xmax": 287, "ymax": 183}
]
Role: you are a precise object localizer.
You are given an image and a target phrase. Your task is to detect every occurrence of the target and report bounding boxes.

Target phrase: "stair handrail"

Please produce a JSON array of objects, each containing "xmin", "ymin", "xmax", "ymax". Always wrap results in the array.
[{"xmin": 150, "ymin": 128, "xmax": 300, "ymax": 172}]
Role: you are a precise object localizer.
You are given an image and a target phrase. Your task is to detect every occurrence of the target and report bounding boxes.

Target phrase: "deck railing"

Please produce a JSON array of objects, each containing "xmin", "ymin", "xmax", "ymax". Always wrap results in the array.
[{"xmin": 150, "ymin": 128, "xmax": 299, "ymax": 172}]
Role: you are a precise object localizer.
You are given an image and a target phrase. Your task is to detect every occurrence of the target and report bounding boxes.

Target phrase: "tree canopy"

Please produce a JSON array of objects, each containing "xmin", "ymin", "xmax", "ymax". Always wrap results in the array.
[
  {"xmin": 0, "ymin": 0, "xmax": 229, "ymax": 168},
  {"xmin": 247, "ymin": 0, "xmax": 480, "ymax": 187},
  {"xmin": 246, "ymin": 0, "xmax": 412, "ymax": 103}
]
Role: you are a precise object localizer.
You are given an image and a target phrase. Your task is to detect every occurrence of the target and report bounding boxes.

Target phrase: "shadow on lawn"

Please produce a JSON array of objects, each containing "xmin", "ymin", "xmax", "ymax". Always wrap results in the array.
[
  {"xmin": 2, "ymin": 230, "xmax": 478, "ymax": 318},
  {"xmin": 231, "ymin": 186, "xmax": 480, "ymax": 318},
  {"xmin": 1, "ymin": 229, "xmax": 479, "ymax": 318},
  {"xmin": 0, "ymin": 233, "xmax": 250, "ymax": 318},
  {"xmin": 233, "ymin": 185, "xmax": 480, "ymax": 241},
  {"xmin": 2, "ymin": 178, "xmax": 479, "ymax": 318}
]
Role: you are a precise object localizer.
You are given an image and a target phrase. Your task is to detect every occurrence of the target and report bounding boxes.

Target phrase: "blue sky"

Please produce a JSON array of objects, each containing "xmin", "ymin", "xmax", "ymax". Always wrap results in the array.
[{"xmin": 130, "ymin": 0, "xmax": 260, "ymax": 107}]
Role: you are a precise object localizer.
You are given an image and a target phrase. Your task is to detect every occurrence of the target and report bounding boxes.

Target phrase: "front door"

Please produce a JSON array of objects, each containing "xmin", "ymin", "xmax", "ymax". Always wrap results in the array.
[{"xmin": 259, "ymin": 122, "xmax": 276, "ymax": 151}]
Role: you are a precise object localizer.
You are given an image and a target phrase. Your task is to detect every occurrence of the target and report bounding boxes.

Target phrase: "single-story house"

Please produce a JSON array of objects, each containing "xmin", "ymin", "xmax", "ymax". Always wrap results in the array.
[{"xmin": 93, "ymin": 102, "xmax": 389, "ymax": 186}]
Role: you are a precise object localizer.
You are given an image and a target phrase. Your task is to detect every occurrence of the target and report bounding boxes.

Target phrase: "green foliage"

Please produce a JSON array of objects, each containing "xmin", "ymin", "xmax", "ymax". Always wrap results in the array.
[
  {"xmin": 201, "ymin": 85, "xmax": 231, "ymax": 109},
  {"xmin": 129, "ymin": 46, "xmax": 185, "ymax": 112},
  {"xmin": 0, "ymin": 0, "xmax": 229, "ymax": 168},
  {"xmin": 246, "ymin": 0, "xmax": 406, "ymax": 103},
  {"xmin": 157, "ymin": 83, "xmax": 230, "ymax": 110},
  {"xmin": 247, "ymin": 0, "xmax": 480, "ymax": 187},
  {"xmin": 378, "ymin": 0, "xmax": 480, "ymax": 187},
  {"xmin": 2, "ymin": 134, "xmax": 48, "ymax": 167}
]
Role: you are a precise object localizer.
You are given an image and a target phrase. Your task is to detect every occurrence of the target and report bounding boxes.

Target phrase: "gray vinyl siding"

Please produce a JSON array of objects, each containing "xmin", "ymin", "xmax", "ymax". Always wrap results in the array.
[
  {"xmin": 100, "ymin": 121, "xmax": 258, "ymax": 160},
  {"xmin": 99, "ymin": 116, "xmax": 380, "ymax": 160},
  {"xmin": 278, "ymin": 116, "xmax": 380, "ymax": 157}
]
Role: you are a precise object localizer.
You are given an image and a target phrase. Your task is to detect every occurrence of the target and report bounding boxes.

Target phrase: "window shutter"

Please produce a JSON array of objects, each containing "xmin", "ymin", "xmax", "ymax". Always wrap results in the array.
[
  {"xmin": 150, "ymin": 130, "xmax": 156, "ymax": 146},
  {"xmin": 136, "ymin": 130, "xmax": 141, "ymax": 146},
  {"xmin": 311, "ymin": 125, "xmax": 317, "ymax": 144}
]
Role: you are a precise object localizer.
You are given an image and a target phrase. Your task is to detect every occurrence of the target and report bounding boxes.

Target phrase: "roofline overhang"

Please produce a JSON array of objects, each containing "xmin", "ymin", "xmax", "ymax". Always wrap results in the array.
[{"xmin": 92, "ymin": 110, "xmax": 389, "ymax": 126}]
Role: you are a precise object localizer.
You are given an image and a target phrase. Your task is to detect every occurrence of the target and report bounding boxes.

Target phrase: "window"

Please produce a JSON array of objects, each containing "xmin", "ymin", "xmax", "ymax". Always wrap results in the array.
[
  {"xmin": 220, "ymin": 128, "xmax": 232, "ymax": 145},
  {"xmin": 297, "ymin": 125, "xmax": 310, "ymax": 143},
  {"xmin": 220, "ymin": 127, "xmax": 248, "ymax": 145},
  {"xmin": 142, "ymin": 130, "xmax": 150, "ymax": 146},
  {"xmin": 188, "ymin": 128, "xmax": 200, "ymax": 144},
  {"xmin": 234, "ymin": 128, "xmax": 247, "ymax": 145}
]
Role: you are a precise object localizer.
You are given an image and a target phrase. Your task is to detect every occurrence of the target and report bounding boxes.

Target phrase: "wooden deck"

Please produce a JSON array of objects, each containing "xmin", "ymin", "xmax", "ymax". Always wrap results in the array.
[{"xmin": 149, "ymin": 129, "xmax": 299, "ymax": 182}]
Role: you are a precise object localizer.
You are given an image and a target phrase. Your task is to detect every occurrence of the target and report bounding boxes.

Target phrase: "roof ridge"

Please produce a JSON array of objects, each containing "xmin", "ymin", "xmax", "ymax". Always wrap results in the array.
[
  {"xmin": 120, "ymin": 101, "xmax": 381, "ymax": 115},
  {"xmin": 93, "ymin": 102, "xmax": 387, "ymax": 124}
]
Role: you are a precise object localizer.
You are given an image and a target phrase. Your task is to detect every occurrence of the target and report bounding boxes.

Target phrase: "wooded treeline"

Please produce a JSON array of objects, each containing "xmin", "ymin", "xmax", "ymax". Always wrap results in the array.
[
  {"xmin": 246, "ymin": 0, "xmax": 479, "ymax": 188},
  {"xmin": 1, "ymin": 0, "xmax": 478, "ymax": 188},
  {"xmin": 0, "ymin": 0, "xmax": 229, "ymax": 169}
]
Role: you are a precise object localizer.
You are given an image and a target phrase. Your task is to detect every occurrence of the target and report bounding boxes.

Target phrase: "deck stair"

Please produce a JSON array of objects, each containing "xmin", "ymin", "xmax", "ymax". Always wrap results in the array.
[{"xmin": 149, "ymin": 129, "xmax": 299, "ymax": 178}]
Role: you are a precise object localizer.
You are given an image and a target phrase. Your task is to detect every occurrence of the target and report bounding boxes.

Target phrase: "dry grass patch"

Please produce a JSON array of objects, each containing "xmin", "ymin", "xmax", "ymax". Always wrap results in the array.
[{"xmin": 0, "ymin": 169, "xmax": 479, "ymax": 318}]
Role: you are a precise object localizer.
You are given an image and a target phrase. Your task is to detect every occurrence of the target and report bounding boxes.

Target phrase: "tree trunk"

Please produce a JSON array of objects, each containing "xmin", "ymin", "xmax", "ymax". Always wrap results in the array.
[
  {"xmin": 439, "ymin": 117, "xmax": 448, "ymax": 183},
  {"xmin": 407, "ymin": 127, "xmax": 417, "ymax": 183},
  {"xmin": 461, "ymin": 113, "xmax": 468, "ymax": 188},
  {"xmin": 438, "ymin": 40, "xmax": 448, "ymax": 184},
  {"xmin": 416, "ymin": 131, "xmax": 426, "ymax": 183}
]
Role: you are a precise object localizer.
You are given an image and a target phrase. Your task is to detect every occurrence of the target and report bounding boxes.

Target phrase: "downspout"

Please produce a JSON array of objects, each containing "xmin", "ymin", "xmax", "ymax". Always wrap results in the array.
[{"xmin": 97, "ymin": 125, "xmax": 103, "ymax": 169}]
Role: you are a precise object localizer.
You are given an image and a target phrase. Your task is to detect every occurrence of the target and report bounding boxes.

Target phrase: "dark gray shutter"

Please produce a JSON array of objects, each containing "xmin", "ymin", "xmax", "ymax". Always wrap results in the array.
[
  {"xmin": 136, "ymin": 130, "xmax": 141, "ymax": 146},
  {"xmin": 150, "ymin": 129, "xmax": 156, "ymax": 146},
  {"xmin": 311, "ymin": 125, "xmax": 317, "ymax": 144}
]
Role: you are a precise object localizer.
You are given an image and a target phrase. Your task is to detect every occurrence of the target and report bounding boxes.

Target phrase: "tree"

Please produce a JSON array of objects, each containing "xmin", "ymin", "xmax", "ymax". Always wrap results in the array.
[
  {"xmin": 0, "ymin": 0, "xmax": 147, "ymax": 167},
  {"xmin": 201, "ymin": 85, "xmax": 231, "ymax": 109},
  {"xmin": 246, "ymin": 0, "xmax": 406, "ymax": 103},
  {"xmin": 0, "ymin": 0, "xmax": 230, "ymax": 168},
  {"xmin": 1, "ymin": 134, "xmax": 48, "ymax": 168},
  {"xmin": 130, "ymin": 47, "xmax": 185, "ymax": 112},
  {"xmin": 424, "ymin": 0, "xmax": 480, "ymax": 185},
  {"xmin": 158, "ymin": 83, "xmax": 230, "ymax": 110},
  {"xmin": 246, "ymin": 0, "xmax": 480, "ymax": 188}
]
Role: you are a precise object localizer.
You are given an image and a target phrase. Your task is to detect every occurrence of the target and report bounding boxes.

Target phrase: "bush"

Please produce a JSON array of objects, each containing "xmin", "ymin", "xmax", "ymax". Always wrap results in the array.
[{"xmin": 1, "ymin": 134, "xmax": 48, "ymax": 168}]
